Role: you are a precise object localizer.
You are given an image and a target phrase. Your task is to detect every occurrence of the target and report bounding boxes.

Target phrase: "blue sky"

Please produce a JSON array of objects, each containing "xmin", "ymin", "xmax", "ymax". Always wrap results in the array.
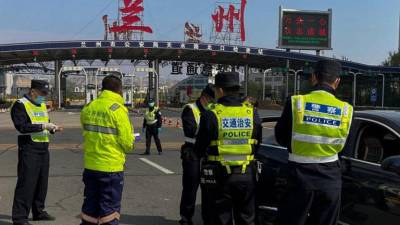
[{"xmin": 0, "ymin": 0, "xmax": 399, "ymax": 65}]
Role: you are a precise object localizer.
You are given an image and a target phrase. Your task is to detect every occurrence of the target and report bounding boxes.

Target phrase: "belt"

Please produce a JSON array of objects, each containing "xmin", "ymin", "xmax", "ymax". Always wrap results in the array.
[{"xmin": 207, "ymin": 155, "xmax": 254, "ymax": 174}]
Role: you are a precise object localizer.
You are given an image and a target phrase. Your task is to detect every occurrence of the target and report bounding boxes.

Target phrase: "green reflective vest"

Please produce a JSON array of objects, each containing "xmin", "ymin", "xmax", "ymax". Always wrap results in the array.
[
  {"xmin": 144, "ymin": 107, "xmax": 159, "ymax": 125},
  {"xmin": 81, "ymin": 90, "xmax": 134, "ymax": 172},
  {"xmin": 18, "ymin": 97, "xmax": 50, "ymax": 143},
  {"xmin": 291, "ymin": 90, "xmax": 353, "ymax": 163},
  {"xmin": 208, "ymin": 103, "xmax": 257, "ymax": 173}
]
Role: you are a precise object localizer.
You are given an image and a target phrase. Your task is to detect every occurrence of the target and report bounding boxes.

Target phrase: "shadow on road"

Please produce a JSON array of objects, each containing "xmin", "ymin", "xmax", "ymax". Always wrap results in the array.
[
  {"xmin": 0, "ymin": 214, "xmax": 12, "ymax": 225},
  {"xmin": 120, "ymin": 214, "xmax": 178, "ymax": 225}
]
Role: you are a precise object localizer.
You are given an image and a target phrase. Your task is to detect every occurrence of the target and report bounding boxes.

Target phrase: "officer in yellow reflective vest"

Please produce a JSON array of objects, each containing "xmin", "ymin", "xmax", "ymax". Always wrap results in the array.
[
  {"xmin": 142, "ymin": 99, "xmax": 162, "ymax": 155},
  {"xmin": 195, "ymin": 72, "xmax": 262, "ymax": 225},
  {"xmin": 179, "ymin": 84, "xmax": 214, "ymax": 225},
  {"xmin": 275, "ymin": 60, "xmax": 353, "ymax": 225},
  {"xmin": 11, "ymin": 80, "xmax": 62, "ymax": 225},
  {"xmin": 80, "ymin": 75, "xmax": 134, "ymax": 225}
]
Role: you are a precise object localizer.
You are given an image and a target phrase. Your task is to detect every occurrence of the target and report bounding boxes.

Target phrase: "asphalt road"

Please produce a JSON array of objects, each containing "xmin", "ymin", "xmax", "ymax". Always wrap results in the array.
[{"xmin": 0, "ymin": 110, "xmax": 277, "ymax": 225}]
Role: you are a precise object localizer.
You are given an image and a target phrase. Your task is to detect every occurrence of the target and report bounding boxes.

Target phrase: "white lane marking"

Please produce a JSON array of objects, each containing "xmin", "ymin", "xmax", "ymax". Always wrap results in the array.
[{"xmin": 139, "ymin": 157, "xmax": 174, "ymax": 174}]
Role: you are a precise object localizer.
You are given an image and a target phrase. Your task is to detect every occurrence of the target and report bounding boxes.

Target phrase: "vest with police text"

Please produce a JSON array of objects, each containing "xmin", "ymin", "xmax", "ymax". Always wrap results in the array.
[
  {"xmin": 208, "ymin": 103, "xmax": 257, "ymax": 173},
  {"xmin": 291, "ymin": 90, "xmax": 353, "ymax": 162}
]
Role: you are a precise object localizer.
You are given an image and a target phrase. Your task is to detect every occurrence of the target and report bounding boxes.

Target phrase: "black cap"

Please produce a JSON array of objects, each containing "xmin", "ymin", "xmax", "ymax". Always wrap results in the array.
[
  {"xmin": 215, "ymin": 72, "xmax": 240, "ymax": 88},
  {"xmin": 314, "ymin": 59, "xmax": 341, "ymax": 78},
  {"xmin": 31, "ymin": 80, "xmax": 49, "ymax": 94},
  {"xmin": 201, "ymin": 83, "xmax": 215, "ymax": 98},
  {"xmin": 148, "ymin": 98, "xmax": 154, "ymax": 103}
]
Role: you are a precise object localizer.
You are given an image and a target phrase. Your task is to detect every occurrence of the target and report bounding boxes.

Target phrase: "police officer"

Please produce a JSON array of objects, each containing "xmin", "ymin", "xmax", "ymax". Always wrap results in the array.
[
  {"xmin": 179, "ymin": 84, "xmax": 215, "ymax": 225},
  {"xmin": 195, "ymin": 72, "xmax": 262, "ymax": 225},
  {"xmin": 80, "ymin": 75, "xmax": 134, "ymax": 225},
  {"xmin": 275, "ymin": 59, "xmax": 353, "ymax": 225},
  {"xmin": 11, "ymin": 80, "xmax": 62, "ymax": 225},
  {"xmin": 142, "ymin": 99, "xmax": 162, "ymax": 155}
]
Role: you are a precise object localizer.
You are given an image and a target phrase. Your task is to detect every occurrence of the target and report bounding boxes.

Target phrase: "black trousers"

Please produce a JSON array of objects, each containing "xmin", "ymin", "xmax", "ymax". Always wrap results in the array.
[
  {"xmin": 277, "ymin": 187, "xmax": 341, "ymax": 225},
  {"xmin": 12, "ymin": 149, "xmax": 49, "ymax": 223},
  {"xmin": 145, "ymin": 125, "xmax": 162, "ymax": 153},
  {"xmin": 179, "ymin": 156, "xmax": 200, "ymax": 225},
  {"xmin": 203, "ymin": 165, "xmax": 256, "ymax": 225}
]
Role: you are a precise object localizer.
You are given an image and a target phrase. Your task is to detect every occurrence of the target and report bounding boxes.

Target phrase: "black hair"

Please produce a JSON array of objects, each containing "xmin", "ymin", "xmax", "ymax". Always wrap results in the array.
[
  {"xmin": 314, "ymin": 60, "xmax": 341, "ymax": 85},
  {"xmin": 315, "ymin": 71, "xmax": 339, "ymax": 84},
  {"xmin": 221, "ymin": 86, "xmax": 240, "ymax": 96},
  {"xmin": 102, "ymin": 75, "xmax": 122, "ymax": 93}
]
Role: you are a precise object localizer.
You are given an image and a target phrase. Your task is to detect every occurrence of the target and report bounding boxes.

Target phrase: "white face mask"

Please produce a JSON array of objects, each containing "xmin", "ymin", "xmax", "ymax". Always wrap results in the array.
[{"xmin": 148, "ymin": 102, "xmax": 155, "ymax": 108}]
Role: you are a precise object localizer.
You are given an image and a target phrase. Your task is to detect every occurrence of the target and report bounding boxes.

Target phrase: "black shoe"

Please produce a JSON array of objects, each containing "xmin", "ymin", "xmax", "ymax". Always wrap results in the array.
[
  {"xmin": 158, "ymin": 151, "xmax": 162, "ymax": 155},
  {"xmin": 140, "ymin": 152, "xmax": 150, "ymax": 155},
  {"xmin": 33, "ymin": 211, "xmax": 55, "ymax": 221},
  {"xmin": 13, "ymin": 222, "xmax": 33, "ymax": 225}
]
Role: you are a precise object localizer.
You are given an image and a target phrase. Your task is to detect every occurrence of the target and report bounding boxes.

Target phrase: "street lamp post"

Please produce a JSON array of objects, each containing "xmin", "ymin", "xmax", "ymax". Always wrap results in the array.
[
  {"xmin": 348, "ymin": 72, "xmax": 362, "ymax": 107},
  {"xmin": 263, "ymin": 69, "xmax": 272, "ymax": 100},
  {"xmin": 288, "ymin": 69, "xmax": 303, "ymax": 95}
]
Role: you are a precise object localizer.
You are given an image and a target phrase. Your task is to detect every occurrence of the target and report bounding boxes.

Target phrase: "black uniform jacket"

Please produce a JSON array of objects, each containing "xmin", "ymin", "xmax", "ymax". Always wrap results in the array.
[
  {"xmin": 275, "ymin": 84, "xmax": 352, "ymax": 190},
  {"xmin": 11, "ymin": 94, "xmax": 49, "ymax": 153},
  {"xmin": 195, "ymin": 95, "xmax": 262, "ymax": 158}
]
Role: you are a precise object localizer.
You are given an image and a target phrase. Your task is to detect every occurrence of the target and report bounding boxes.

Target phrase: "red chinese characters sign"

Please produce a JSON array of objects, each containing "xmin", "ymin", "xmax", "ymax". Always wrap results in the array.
[
  {"xmin": 110, "ymin": 0, "xmax": 153, "ymax": 34},
  {"xmin": 279, "ymin": 8, "xmax": 332, "ymax": 50},
  {"xmin": 211, "ymin": 0, "xmax": 247, "ymax": 42}
]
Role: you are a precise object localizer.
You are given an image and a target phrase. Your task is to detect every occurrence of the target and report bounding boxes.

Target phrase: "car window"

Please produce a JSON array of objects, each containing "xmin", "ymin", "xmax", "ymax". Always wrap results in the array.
[{"xmin": 355, "ymin": 122, "xmax": 400, "ymax": 164}]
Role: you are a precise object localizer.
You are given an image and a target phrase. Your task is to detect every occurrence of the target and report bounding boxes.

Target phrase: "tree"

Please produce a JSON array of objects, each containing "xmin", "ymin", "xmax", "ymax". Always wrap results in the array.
[{"xmin": 383, "ymin": 51, "xmax": 400, "ymax": 66}]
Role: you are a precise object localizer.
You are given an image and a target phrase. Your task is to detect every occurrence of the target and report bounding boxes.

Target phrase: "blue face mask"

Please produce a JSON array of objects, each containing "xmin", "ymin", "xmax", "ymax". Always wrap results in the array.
[
  {"xmin": 148, "ymin": 102, "xmax": 155, "ymax": 108},
  {"xmin": 35, "ymin": 96, "xmax": 46, "ymax": 105}
]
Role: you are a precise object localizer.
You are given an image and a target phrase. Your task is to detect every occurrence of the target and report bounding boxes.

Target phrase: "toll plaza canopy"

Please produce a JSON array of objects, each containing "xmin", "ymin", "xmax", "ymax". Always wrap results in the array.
[{"xmin": 0, "ymin": 40, "xmax": 399, "ymax": 74}]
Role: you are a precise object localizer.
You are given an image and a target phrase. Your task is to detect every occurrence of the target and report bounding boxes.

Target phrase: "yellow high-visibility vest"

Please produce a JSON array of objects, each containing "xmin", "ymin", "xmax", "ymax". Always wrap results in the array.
[
  {"xmin": 208, "ymin": 103, "xmax": 257, "ymax": 173},
  {"xmin": 290, "ymin": 90, "xmax": 353, "ymax": 163},
  {"xmin": 17, "ymin": 97, "xmax": 49, "ymax": 142},
  {"xmin": 144, "ymin": 107, "xmax": 159, "ymax": 125}
]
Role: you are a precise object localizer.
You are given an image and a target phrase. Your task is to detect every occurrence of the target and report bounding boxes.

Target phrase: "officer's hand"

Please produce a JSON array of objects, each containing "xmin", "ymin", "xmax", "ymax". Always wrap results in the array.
[
  {"xmin": 54, "ymin": 125, "xmax": 64, "ymax": 132},
  {"xmin": 142, "ymin": 128, "xmax": 145, "ymax": 133}
]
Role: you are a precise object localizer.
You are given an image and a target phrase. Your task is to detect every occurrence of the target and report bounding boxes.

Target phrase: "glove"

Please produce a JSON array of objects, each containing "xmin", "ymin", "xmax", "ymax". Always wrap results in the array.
[
  {"xmin": 142, "ymin": 127, "xmax": 145, "ymax": 133},
  {"xmin": 133, "ymin": 133, "xmax": 141, "ymax": 142},
  {"xmin": 158, "ymin": 128, "xmax": 162, "ymax": 133},
  {"xmin": 42, "ymin": 123, "xmax": 57, "ymax": 131}
]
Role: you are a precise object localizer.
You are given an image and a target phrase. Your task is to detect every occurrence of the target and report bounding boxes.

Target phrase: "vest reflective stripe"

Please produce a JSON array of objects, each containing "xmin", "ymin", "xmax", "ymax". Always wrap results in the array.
[
  {"xmin": 208, "ymin": 154, "xmax": 254, "ymax": 162},
  {"xmin": 83, "ymin": 124, "xmax": 118, "ymax": 135},
  {"xmin": 210, "ymin": 139, "xmax": 258, "ymax": 146},
  {"xmin": 18, "ymin": 97, "xmax": 49, "ymax": 143},
  {"xmin": 292, "ymin": 133, "xmax": 347, "ymax": 145},
  {"xmin": 288, "ymin": 153, "xmax": 339, "ymax": 163},
  {"xmin": 291, "ymin": 90, "xmax": 353, "ymax": 160},
  {"xmin": 144, "ymin": 107, "xmax": 158, "ymax": 125},
  {"xmin": 209, "ymin": 103, "xmax": 254, "ymax": 173}
]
